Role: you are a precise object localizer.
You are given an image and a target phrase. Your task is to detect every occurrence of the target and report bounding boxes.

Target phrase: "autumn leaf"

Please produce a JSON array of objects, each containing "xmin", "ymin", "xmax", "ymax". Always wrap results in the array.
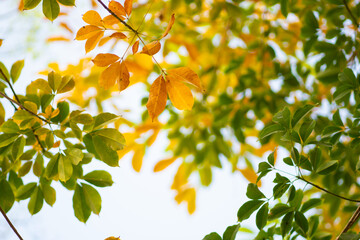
[
  {"xmin": 132, "ymin": 40, "xmax": 139, "ymax": 54},
  {"xmin": 161, "ymin": 14, "xmax": 175, "ymax": 38},
  {"xmin": 146, "ymin": 75, "xmax": 167, "ymax": 120},
  {"xmin": 132, "ymin": 145, "xmax": 145, "ymax": 172},
  {"xmin": 103, "ymin": 15, "xmax": 119, "ymax": 26},
  {"xmin": 124, "ymin": 0, "xmax": 132, "ymax": 16},
  {"xmin": 118, "ymin": 62, "xmax": 130, "ymax": 91},
  {"xmin": 76, "ymin": 25, "xmax": 103, "ymax": 41},
  {"xmin": 82, "ymin": 10, "xmax": 103, "ymax": 26},
  {"xmin": 140, "ymin": 41, "xmax": 161, "ymax": 56},
  {"xmin": 167, "ymin": 67, "xmax": 202, "ymax": 91},
  {"xmin": 109, "ymin": 0, "xmax": 126, "ymax": 17},
  {"xmin": 99, "ymin": 62, "xmax": 120, "ymax": 89},
  {"xmin": 238, "ymin": 167, "xmax": 261, "ymax": 187},
  {"xmin": 109, "ymin": 32, "xmax": 127, "ymax": 39},
  {"xmin": 165, "ymin": 75, "xmax": 194, "ymax": 110},
  {"xmin": 85, "ymin": 31, "xmax": 104, "ymax": 53},
  {"xmin": 104, "ymin": 237, "xmax": 120, "ymax": 240},
  {"xmin": 0, "ymin": 39, "xmax": 3, "ymax": 47},
  {"xmin": 154, "ymin": 157, "xmax": 177, "ymax": 172},
  {"xmin": 92, "ymin": 53, "xmax": 120, "ymax": 67}
]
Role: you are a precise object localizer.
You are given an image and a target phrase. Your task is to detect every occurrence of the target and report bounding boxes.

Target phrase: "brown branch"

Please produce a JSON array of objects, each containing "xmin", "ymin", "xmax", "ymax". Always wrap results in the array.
[
  {"xmin": 343, "ymin": 0, "xmax": 359, "ymax": 28},
  {"xmin": 0, "ymin": 206, "xmax": 23, "ymax": 240},
  {"xmin": 336, "ymin": 205, "xmax": 360, "ymax": 240}
]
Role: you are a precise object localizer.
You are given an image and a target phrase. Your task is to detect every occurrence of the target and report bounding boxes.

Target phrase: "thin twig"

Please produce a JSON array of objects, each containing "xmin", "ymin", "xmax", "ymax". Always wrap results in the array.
[
  {"xmin": 298, "ymin": 176, "xmax": 360, "ymax": 203},
  {"xmin": 343, "ymin": 0, "xmax": 359, "ymax": 28},
  {"xmin": 0, "ymin": 68, "xmax": 20, "ymax": 103},
  {"xmin": 336, "ymin": 205, "xmax": 360, "ymax": 240},
  {"xmin": 0, "ymin": 206, "xmax": 23, "ymax": 240}
]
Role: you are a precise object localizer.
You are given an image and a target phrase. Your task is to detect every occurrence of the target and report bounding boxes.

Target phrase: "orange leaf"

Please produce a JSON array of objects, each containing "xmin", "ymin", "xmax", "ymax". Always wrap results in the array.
[
  {"xmin": 103, "ymin": 15, "xmax": 119, "ymax": 26},
  {"xmin": 98, "ymin": 36, "xmax": 112, "ymax": 46},
  {"xmin": 0, "ymin": 39, "xmax": 2, "ymax": 47},
  {"xmin": 104, "ymin": 237, "xmax": 120, "ymax": 240},
  {"xmin": 161, "ymin": 14, "xmax": 175, "ymax": 38},
  {"xmin": 92, "ymin": 53, "xmax": 120, "ymax": 67},
  {"xmin": 124, "ymin": 0, "xmax": 132, "ymax": 16},
  {"xmin": 154, "ymin": 157, "xmax": 177, "ymax": 172},
  {"xmin": 167, "ymin": 67, "xmax": 202, "ymax": 91},
  {"xmin": 109, "ymin": 32, "xmax": 127, "ymax": 39},
  {"xmin": 75, "ymin": 25, "xmax": 103, "ymax": 41},
  {"xmin": 132, "ymin": 145, "xmax": 145, "ymax": 172},
  {"xmin": 46, "ymin": 37, "xmax": 71, "ymax": 42},
  {"xmin": 85, "ymin": 31, "xmax": 104, "ymax": 53},
  {"xmin": 165, "ymin": 75, "xmax": 194, "ymax": 110},
  {"xmin": 118, "ymin": 62, "xmax": 130, "ymax": 91},
  {"xmin": 140, "ymin": 41, "xmax": 161, "ymax": 56},
  {"xmin": 82, "ymin": 10, "xmax": 103, "ymax": 26},
  {"xmin": 109, "ymin": 0, "xmax": 126, "ymax": 17},
  {"xmin": 132, "ymin": 40, "xmax": 139, "ymax": 54},
  {"xmin": 60, "ymin": 22, "xmax": 73, "ymax": 34},
  {"xmin": 99, "ymin": 62, "xmax": 120, "ymax": 89},
  {"xmin": 238, "ymin": 167, "xmax": 261, "ymax": 187},
  {"xmin": 146, "ymin": 75, "xmax": 167, "ymax": 120}
]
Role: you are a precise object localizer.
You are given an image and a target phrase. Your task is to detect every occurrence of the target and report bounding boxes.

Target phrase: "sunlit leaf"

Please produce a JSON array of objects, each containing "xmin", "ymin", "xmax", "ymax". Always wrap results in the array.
[
  {"xmin": 166, "ymin": 76, "xmax": 194, "ymax": 110},
  {"xmin": 42, "ymin": 0, "xmax": 60, "ymax": 21},
  {"xmin": 109, "ymin": 0, "xmax": 126, "ymax": 17},
  {"xmin": 82, "ymin": 10, "xmax": 103, "ymax": 26},
  {"xmin": 100, "ymin": 62, "xmax": 120, "ymax": 89},
  {"xmin": 161, "ymin": 14, "xmax": 175, "ymax": 38},
  {"xmin": 76, "ymin": 25, "xmax": 103, "ymax": 41},
  {"xmin": 118, "ymin": 61, "xmax": 130, "ymax": 91},
  {"xmin": 124, "ymin": 0, "xmax": 132, "ymax": 16},
  {"xmin": 140, "ymin": 41, "xmax": 161, "ymax": 56},
  {"xmin": 93, "ymin": 53, "xmax": 120, "ymax": 67},
  {"xmin": 146, "ymin": 75, "xmax": 167, "ymax": 120},
  {"xmin": 132, "ymin": 40, "xmax": 139, "ymax": 54}
]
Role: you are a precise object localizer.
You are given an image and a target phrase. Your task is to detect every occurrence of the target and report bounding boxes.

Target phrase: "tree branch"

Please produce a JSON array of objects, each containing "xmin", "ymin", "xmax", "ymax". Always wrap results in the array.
[
  {"xmin": 343, "ymin": 0, "xmax": 359, "ymax": 28},
  {"xmin": 0, "ymin": 206, "xmax": 23, "ymax": 240},
  {"xmin": 336, "ymin": 205, "xmax": 360, "ymax": 240}
]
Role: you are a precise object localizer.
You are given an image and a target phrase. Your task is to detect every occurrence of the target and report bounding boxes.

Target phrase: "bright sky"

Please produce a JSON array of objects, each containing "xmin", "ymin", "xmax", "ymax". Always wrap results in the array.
[{"xmin": 0, "ymin": 1, "xmax": 263, "ymax": 240}]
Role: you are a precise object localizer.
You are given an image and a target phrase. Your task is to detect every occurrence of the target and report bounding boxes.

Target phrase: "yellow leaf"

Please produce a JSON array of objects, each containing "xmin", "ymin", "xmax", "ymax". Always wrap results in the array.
[
  {"xmin": 132, "ymin": 40, "xmax": 139, "ymax": 54},
  {"xmin": 85, "ymin": 31, "xmax": 104, "ymax": 53},
  {"xmin": 103, "ymin": 15, "xmax": 120, "ymax": 26},
  {"xmin": 0, "ymin": 39, "xmax": 3, "ymax": 47},
  {"xmin": 109, "ymin": 32, "xmax": 127, "ymax": 39},
  {"xmin": 140, "ymin": 41, "xmax": 161, "ymax": 56},
  {"xmin": 99, "ymin": 62, "xmax": 120, "ymax": 89},
  {"xmin": 82, "ymin": 10, "xmax": 103, "ymax": 26},
  {"xmin": 132, "ymin": 145, "xmax": 145, "ymax": 172},
  {"xmin": 165, "ymin": 75, "xmax": 194, "ymax": 110},
  {"xmin": 50, "ymin": 108, "xmax": 60, "ymax": 118},
  {"xmin": 146, "ymin": 75, "xmax": 167, "ymax": 120},
  {"xmin": 109, "ymin": 1, "xmax": 126, "ymax": 17},
  {"xmin": 104, "ymin": 237, "xmax": 120, "ymax": 240},
  {"xmin": 161, "ymin": 14, "xmax": 175, "ymax": 39},
  {"xmin": 98, "ymin": 36, "xmax": 112, "ymax": 47},
  {"xmin": 154, "ymin": 157, "xmax": 177, "ymax": 172},
  {"xmin": 46, "ymin": 36, "xmax": 71, "ymax": 42},
  {"xmin": 118, "ymin": 62, "xmax": 130, "ymax": 91},
  {"xmin": 167, "ymin": 67, "xmax": 202, "ymax": 91},
  {"xmin": 92, "ymin": 53, "xmax": 120, "ymax": 67},
  {"xmin": 238, "ymin": 167, "xmax": 261, "ymax": 187},
  {"xmin": 175, "ymin": 188, "xmax": 196, "ymax": 214},
  {"xmin": 124, "ymin": 0, "xmax": 132, "ymax": 16},
  {"xmin": 75, "ymin": 25, "xmax": 103, "ymax": 41}
]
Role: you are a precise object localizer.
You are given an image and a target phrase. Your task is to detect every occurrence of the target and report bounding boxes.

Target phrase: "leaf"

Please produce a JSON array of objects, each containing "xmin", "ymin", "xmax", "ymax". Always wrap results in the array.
[
  {"xmin": 23, "ymin": 0, "xmax": 41, "ymax": 10},
  {"xmin": 65, "ymin": 148, "xmax": 83, "ymax": 165},
  {"xmin": 237, "ymin": 200, "xmax": 264, "ymax": 221},
  {"xmin": 93, "ymin": 135, "xmax": 119, "ymax": 167},
  {"xmin": 154, "ymin": 157, "xmax": 177, "ymax": 172},
  {"xmin": 167, "ymin": 67, "xmax": 202, "ymax": 91},
  {"xmin": 93, "ymin": 54, "xmax": 120, "ymax": 67},
  {"xmin": 223, "ymin": 224, "xmax": 240, "ymax": 240},
  {"xmin": 109, "ymin": 0, "xmax": 126, "ymax": 17},
  {"xmin": 76, "ymin": 25, "xmax": 103, "ymax": 41},
  {"xmin": 295, "ymin": 211, "xmax": 308, "ymax": 233},
  {"xmin": 45, "ymin": 154, "xmax": 59, "ymax": 180},
  {"xmin": 83, "ymin": 170, "xmax": 114, "ymax": 187},
  {"xmin": 203, "ymin": 232, "xmax": 222, "ymax": 240},
  {"xmin": 268, "ymin": 203, "xmax": 292, "ymax": 220},
  {"xmin": 132, "ymin": 145, "xmax": 145, "ymax": 172},
  {"xmin": 273, "ymin": 107, "xmax": 291, "ymax": 128},
  {"xmin": 299, "ymin": 119, "xmax": 315, "ymax": 143},
  {"xmin": 58, "ymin": 154, "xmax": 73, "ymax": 182},
  {"xmin": 256, "ymin": 203, "xmax": 268, "ymax": 230},
  {"xmin": 333, "ymin": 109, "xmax": 344, "ymax": 126},
  {"xmin": 12, "ymin": 136, "xmax": 26, "ymax": 161},
  {"xmin": 0, "ymin": 61, "xmax": 9, "ymax": 81},
  {"xmin": 48, "ymin": 71, "xmax": 62, "ymax": 92},
  {"xmin": 259, "ymin": 124, "xmax": 285, "ymax": 139},
  {"xmin": 124, "ymin": 0, "xmax": 132, "ymax": 16},
  {"xmin": 291, "ymin": 104, "xmax": 314, "ymax": 128},
  {"xmin": 239, "ymin": 167, "xmax": 259, "ymax": 185},
  {"xmin": 300, "ymin": 198, "xmax": 322, "ymax": 213},
  {"xmin": 161, "ymin": 14, "xmax": 175, "ymax": 38},
  {"xmin": 94, "ymin": 128, "xmax": 126, "ymax": 151},
  {"xmin": 73, "ymin": 184, "xmax": 91, "ymax": 223},
  {"xmin": 10, "ymin": 60, "xmax": 24, "ymax": 83},
  {"xmin": 280, "ymin": 0, "xmax": 288, "ymax": 17},
  {"xmin": 42, "ymin": 184, "xmax": 56, "ymax": 206},
  {"xmin": 166, "ymin": 75, "xmax": 194, "ymax": 110},
  {"xmin": 118, "ymin": 61, "xmax": 130, "ymax": 91},
  {"xmin": 85, "ymin": 31, "xmax": 104, "ymax": 53},
  {"xmin": 132, "ymin": 40, "xmax": 139, "ymax": 54},
  {"xmin": 16, "ymin": 182, "xmax": 37, "ymax": 200},
  {"xmin": 82, "ymin": 10, "xmax": 103, "ymax": 26},
  {"xmin": 246, "ymin": 183, "xmax": 265, "ymax": 199},
  {"xmin": 28, "ymin": 187, "xmax": 44, "ymax": 215},
  {"xmin": 82, "ymin": 183, "xmax": 101, "ymax": 215},
  {"xmin": 339, "ymin": 68, "xmax": 357, "ymax": 86},
  {"xmin": 140, "ymin": 41, "xmax": 161, "ymax": 55},
  {"xmin": 57, "ymin": 0, "xmax": 75, "ymax": 6},
  {"xmin": 18, "ymin": 161, "xmax": 33, "ymax": 177},
  {"xmin": 316, "ymin": 160, "xmax": 338, "ymax": 175},
  {"xmin": 93, "ymin": 112, "xmax": 120, "ymax": 130},
  {"xmin": 0, "ymin": 180, "xmax": 14, "ymax": 212},
  {"xmin": 147, "ymin": 75, "xmax": 167, "ymax": 120},
  {"xmin": 339, "ymin": 233, "xmax": 360, "ymax": 240},
  {"xmin": 71, "ymin": 113, "xmax": 93, "ymax": 125},
  {"xmin": 58, "ymin": 76, "xmax": 75, "ymax": 93},
  {"xmin": 42, "ymin": 0, "xmax": 60, "ymax": 21},
  {"xmin": 0, "ymin": 133, "xmax": 19, "ymax": 148},
  {"xmin": 100, "ymin": 62, "xmax": 120, "ymax": 89},
  {"xmin": 281, "ymin": 212, "xmax": 294, "ymax": 237}
]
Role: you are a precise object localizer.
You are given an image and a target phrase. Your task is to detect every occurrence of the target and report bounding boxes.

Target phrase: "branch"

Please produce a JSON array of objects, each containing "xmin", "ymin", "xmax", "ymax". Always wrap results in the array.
[
  {"xmin": 0, "ymin": 68, "xmax": 20, "ymax": 103},
  {"xmin": 0, "ymin": 206, "xmax": 23, "ymax": 240},
  {"xmin": 298, "ymin": 176, "xmax": 360, "ymax": 203},
  {"xmin": 343, "ymin": 0, "xmax": 359, "ymax": 28},
  {"xmin": 336, "ymin": 205, "xmax": 360, "ymax": 240}
]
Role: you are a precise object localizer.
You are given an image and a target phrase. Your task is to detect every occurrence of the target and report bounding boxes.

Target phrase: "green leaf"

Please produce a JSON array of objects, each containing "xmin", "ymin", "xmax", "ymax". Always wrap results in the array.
[
  {"xmin": 310, "ymin": 147, "xmax": 322, "ymax": 172},
  {"xmin": 18, "ymin": 161, "xmax": 33, "ymax": 177},
  {"xmin": 0, "ymin": 61, "xmax": 10, "ymax": 81},
  {"xmin": 203, "ymin": 232, "xmax": 222, "ymax": 240},
  {"xmin": 71, "ymin": 113, "xmax": 94, "ymax": 125},
  {"xmin": 10, "ymin": 60, "xmax": 24, "ymax": 83},
  {"xmin": 258, "ymin": 162, "xmax": 272, "ymax": 172},
  {"xmin": 300, "ymin": 198, "xmax": 322, "ymax": 213},
  {"xmin": 93, "ymin": 128, "xmax": 126, "ymax": 151},
  {"xmin": 12, "ymin": 136, "xmax": 26, "ymax": 161},
  {"xmin": 82, "ymin": 183, "xmax": 101, "ymax": 215},
  {"xmin": 256, "ymin": 203, "xmax": 268, "ymax": 230},
  {"xmin": 57, "ymin": 75, "xmax": 75, "ymax": 93},
  {"xmin": 339, "ymin": 68, "xmax": 357, "ymax": 86},
  {"xmin": 70, "ymin": 122, "xmax": 82, "ymax": 140},
  {"xmin": 0, "ymin": 133, "xmax": 19, "ymax": 148},
  {"xmin": 33, "ymin": 154, "xmax": 44, "ymax": 177},
  {"xmin": 23, "ymin": 0, "xmax": 42, "ymax": 9},
  {"xmin": 295, "ymin": 211, "xmax": 308, "ymax": 233},
  {"xmin": 291, "ymin": 104, "xmax": 314, "ymax": 128},
  {"xmin": 0, "ymin": 120, "xmax": 19, "ymax": 133},
  {"xmin": 13, "ymin": 110, "xmax": 33, "ymax": 120},
  {"xmin": 280, "ymin": 0, "xmax": 288, "ymax": 17},
  {"xmin": 51, "ymin": 101, "xmax": 69, "ymax": 123},
  {"xmin": 269, "ymin": 203, "xmax": 292, "ymax": 220},
  {"xmin": 322, "ymin": 126, "xmax": 342, "ymax": 137},
  {"xmin": 223, "ymin": 224, "xmax": 240, "ymax": 240},
  {"xmin": 333, "ymin": 110, "xmax": 344, "ymax": 126},
  {"xmin": 42, "ymin": 184, "xmax": 56, "ymax": 206},
  {"xmin": 317, "ymin": 67, "xmax": 341, "ymax": 83},
  {"xmin": 333, "ymin": 85, "xmax": 352, "ymax": 103},
  {"xmin": 57, "ymin": 0, "xmax": 75, "ymax": 6},
  {"xmin": 48, "ymin": 71, "xmax": 62, "ymax": 92},
  {"xmin": 83, "ymin": 170, "xmax": 114, "ymax": 187},
  {"xmin": 73, "ymin": 184, "xmax": 91, "ymax": 223},
  {"xmin": 16, "ymin": 182, "xmax": 37, "ymax": 200},
  {"xmin": 237, "ymin": 200, "xmax": 264, "ymax": 222},
  {"xmin": 316, "ymin": 160, "xmax": 338, "ymax": 175},
  {"xmin": 339, "ymin": 233, "xmax": 360, "ymax": 240},
  {"xmin": 93, "ymin": 112, "xmax": 120, "ymax": 130},
  {"xmin": 289, "ymin": 189, "xmax": 303, "ymax": 210},
  {"xmin": 273, "ymin": 182, "xmax": 290, "ymax": 199},
  {"xmin": 65, "ymin": 148, "xmax": 83, "ymax": 165},
  {"xmin": 281, "ymin": 212, "xmax": 294, "ymax": 237},
  {"xmin": 267, "ymin": 151, "xmax": 275, "ymax": 166},
  {"xmin": 45, "ymin": 154, "xmax": 59, "ymax": 179},
  {"xmin": 42, "ymin": 0, "xmax": 60, "ymax": 21},
  {"xmin": 199, "ymin": 167, "xmax": 212, "ymax": 186},
  {"xmin": 28, "ymin": 187, "xmax": 44, "ymax": 215},
  {"xmin": 0, "ymin": 180, "xmax": 15, "ymax": 212},
  {"xmin": 272, "ymin": 107, "xmax": 291, "ymax": 128},
  {"xmin": 246, "ymin": 183, "xmax": 265, "ymax": 199},
  {"xmin": 299, "ymin": 119, "xmax": 315, "ymax": 143},
  {"xmin": 93, "ymin": 135, "xmax": 119, "ymax": 167},
  {"xmin": 259, "ymin": 124, "xmax": 285, "ymax": 139},
  {"xmin": 58, "ymin": 154, "xmax": 73, "ymax": 182}
]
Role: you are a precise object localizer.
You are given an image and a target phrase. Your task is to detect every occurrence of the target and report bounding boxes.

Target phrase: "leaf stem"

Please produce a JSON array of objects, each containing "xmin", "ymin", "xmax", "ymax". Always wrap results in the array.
[{"xmin": 0, "ymin": 206, "xmax": 23, "ymax": 240}]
